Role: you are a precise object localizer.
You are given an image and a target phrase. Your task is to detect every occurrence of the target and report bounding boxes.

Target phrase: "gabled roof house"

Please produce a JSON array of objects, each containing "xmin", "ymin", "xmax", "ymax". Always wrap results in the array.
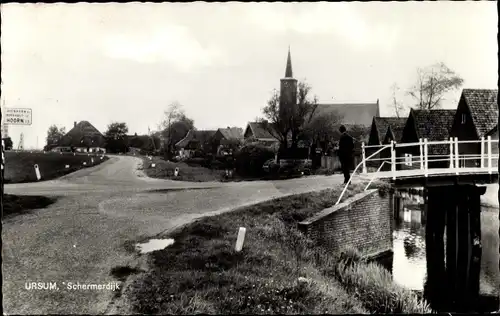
[{"xmin": 56, "ymin": 121, "xmax": 106, "ymax": 152}]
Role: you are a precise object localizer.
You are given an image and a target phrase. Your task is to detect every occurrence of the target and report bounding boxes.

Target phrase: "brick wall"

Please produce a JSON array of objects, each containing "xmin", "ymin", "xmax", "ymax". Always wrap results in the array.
[{"xmin": 298, "ymin": 190, "xmax": 393, "ymax": 256}]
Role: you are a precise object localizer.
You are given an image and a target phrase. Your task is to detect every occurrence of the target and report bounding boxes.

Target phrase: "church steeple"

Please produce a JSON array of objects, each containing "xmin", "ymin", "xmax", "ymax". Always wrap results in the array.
[
  {"xmin": 280, "ymin": 47, "xmax": 298, "ymax": 119},
  {"xmin": 285, "ymin": 46, "xmax": 293, "ymax": 78}
]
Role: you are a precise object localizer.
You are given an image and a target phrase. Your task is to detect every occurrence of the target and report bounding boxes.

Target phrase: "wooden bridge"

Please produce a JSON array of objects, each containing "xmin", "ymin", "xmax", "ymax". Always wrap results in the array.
[
  {"xmin": 335, "ymin": 135, "xmax": 499, "ymax": 312},
  {"xmin": 336, "ymin": 136, "xmax": 499, "ymax": 205}
]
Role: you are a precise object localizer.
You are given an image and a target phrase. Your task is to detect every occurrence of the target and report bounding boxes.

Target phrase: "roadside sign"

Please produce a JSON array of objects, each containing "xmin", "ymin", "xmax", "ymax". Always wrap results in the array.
[{"xmin": 4, "ymin": 108, "xmax": 32, "ymax": 125}]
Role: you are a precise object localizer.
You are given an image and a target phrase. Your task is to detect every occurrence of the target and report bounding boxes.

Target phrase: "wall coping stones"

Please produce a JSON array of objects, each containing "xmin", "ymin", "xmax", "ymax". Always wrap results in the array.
[{"xmin": 298, "ymin": 189, "xmax": 379, "ymax": 226}]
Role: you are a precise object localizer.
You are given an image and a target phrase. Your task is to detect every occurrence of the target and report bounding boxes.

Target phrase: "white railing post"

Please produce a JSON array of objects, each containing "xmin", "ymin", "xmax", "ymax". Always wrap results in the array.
[
  {"xmin": 454, "ymin": 137, "xmax": 459, "ymax": 174},
  {"xmin": 390, "ymin": 140, "xmax": 396, "ymax": 180},
  {"xmin": 419, "ymin": 138, "xmax": 424, "ymax": 170},
  {"xmin": 449, "ymin": 137, "xmax": 454, "ymax": 168},
  {"xmin": 423, "ymin": 138, "xmax": 428, "ymax": 177},
  {"xmin": 361, "ymin": 142, "xmax": 367, "ymax": 174},
  {"xmin": 480, "ymin": 136, "xmax": 485, "ymax": 168},
  {"xmin": 487, "ymin": 135, "xmax": 492, "ymax": 173}
]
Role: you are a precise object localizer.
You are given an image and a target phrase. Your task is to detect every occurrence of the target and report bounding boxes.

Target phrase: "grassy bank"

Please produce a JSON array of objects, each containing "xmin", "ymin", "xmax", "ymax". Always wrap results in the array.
[
  {"xmin": 3, "ymin": 194, "xmax": 57, "ymax": 218},
  {"xmin": 142, "ymin": 156, "xmax": 334, "ymax": 182},
  {"xmin": 141, "ymin": 157, "xmax": 223, "ymax": 182},
  {"xmin": 4, "ymin": 151, "xmax": 109, "ymax": 183},
  {"xmin": 123, "ymin": 180, "xmax": 427, "ymax": 314}
]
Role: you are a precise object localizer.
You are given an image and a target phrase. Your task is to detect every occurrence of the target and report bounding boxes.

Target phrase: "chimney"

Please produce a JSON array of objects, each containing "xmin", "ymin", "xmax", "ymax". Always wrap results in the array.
[{"xmin": 74, "ymin": 121, "xmax": 77, "ymax": 127}]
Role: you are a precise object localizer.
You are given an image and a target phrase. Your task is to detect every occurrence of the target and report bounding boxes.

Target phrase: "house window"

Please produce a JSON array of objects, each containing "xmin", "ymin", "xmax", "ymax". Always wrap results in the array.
[{"xmin": 461, "ymin": 113, "xmax": 466, "ymax": 124}]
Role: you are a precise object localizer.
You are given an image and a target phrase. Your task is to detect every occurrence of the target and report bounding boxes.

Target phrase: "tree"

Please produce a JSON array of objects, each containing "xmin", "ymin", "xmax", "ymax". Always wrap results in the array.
[
  {"xmin": 303, "ymin": 110, "xmax": 343, "ymax": 150},
  {"xmin": 46, "ymin": 125, "xmax": 66, "ymax": 148},
  {"xmin": 2, "ymin": 137, "xmax": 13, "ymax": 150},
  {"xmin": 105, "ymin": 122, "xmax": 129, "ymax": 153},
  {"xmin": 160, "ymin": 102, "xmax": 195, "ymax": 159},
  {"xmin": 262, "ymin": 81, "xmax": 319, "ymax": 157},
  {"xmin": 407, "ymin": 62, "xmax": 464, "ymax": 110},
  {"xmin": 390, "ymin": 83, "xmax": 406, "ymax": 118}
]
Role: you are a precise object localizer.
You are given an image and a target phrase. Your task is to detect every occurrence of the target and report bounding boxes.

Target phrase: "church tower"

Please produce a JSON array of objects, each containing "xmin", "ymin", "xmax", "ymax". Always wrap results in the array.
[{"xmin": 279, "ymin": 47, "xmax": 298, "ymax": 118}]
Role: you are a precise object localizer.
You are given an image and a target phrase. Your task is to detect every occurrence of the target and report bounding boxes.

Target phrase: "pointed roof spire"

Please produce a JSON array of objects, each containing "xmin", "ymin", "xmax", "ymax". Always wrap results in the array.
[{"xmin": 285, "ymin": 46, "xmax": 293, "ymax": 78}]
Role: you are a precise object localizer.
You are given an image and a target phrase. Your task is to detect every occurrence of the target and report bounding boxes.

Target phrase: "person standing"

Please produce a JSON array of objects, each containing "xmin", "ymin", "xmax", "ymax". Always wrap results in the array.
[{"xmin": 338, "ymin": 125, "xmax": 354, "ymax": 184}]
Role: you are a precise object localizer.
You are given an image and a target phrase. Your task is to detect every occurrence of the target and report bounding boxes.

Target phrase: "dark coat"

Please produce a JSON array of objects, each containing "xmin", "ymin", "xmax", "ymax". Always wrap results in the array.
[{"xmin": 338, "ymin": 132, "xmax": 354, "ymax": 167}]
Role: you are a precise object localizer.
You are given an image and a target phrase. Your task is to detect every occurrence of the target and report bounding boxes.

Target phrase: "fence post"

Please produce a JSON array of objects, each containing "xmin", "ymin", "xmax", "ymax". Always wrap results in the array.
[
  {"xmin": 488, "ymin": 135, "xmax": 492, "ymax": 173},
  {"xmin": 480, "ymin": 136, "xmax": 485, "ymax": 168},
  {"xmin": 391, "ymin": 141, "xmax": 396, "ymax": 180},
  {"xmin": 419, "ymin": 138, "xmax": 424, "ymax": 170},
  {"xmin": 454, "ymin": 137, "xmax": 459, "ymax": 174},
  {"xmin": 361, "ymin": 142, "xmax": 367, "ymax": 174},
  {"xmin": 449, "ymin": 137, "xmax": 454, "ymax": 168},
  {"xmin": 423, "ymin": 138, "xmax": 428, "ymax": 177}
]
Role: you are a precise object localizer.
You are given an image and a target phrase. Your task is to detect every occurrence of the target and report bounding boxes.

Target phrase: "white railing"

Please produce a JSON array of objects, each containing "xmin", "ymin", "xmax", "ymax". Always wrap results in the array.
[{"xmin": 336, "ymin": 137, "xmax": 499, "ymax": 205}]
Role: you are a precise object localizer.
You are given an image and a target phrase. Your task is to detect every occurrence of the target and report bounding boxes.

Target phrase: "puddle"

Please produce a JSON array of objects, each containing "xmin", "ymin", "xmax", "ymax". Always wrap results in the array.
[{"xmin": 135, "ymin": 238, "xmax": 175, "ymax": 254}]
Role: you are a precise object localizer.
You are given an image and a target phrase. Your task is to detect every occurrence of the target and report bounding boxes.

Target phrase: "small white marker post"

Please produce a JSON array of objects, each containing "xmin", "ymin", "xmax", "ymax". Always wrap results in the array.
[
  {"xmin": 235, "ymin": 227, "xmax": 246, "ymax": 252},
  {"xmin": 151, "ymin": 163, "xmax": 156, "ymax": 168},
  {"xmin": 83, "ymin": 162, "xmax": 87, "ymax": 166},
  {"xmin": 65, "ymin": 164, "xmax": 70, "ymax": 169},
  {"xmin": 34, "ymin": 164, "xmax": 41, "ymax": 181},
  {"xmin": 91, "ymin": 158, "xmax": 94, "ymax": 164},
  {"xmin": 174, "ymin": 167, "xmax": 179, "ymax": 177}
]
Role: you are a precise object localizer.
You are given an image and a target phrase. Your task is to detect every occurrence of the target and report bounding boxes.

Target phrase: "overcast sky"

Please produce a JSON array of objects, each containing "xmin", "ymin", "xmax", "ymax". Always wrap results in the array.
[{"xmin": 1, "ymin": 2, "xmax": 498, "ymax": 149}]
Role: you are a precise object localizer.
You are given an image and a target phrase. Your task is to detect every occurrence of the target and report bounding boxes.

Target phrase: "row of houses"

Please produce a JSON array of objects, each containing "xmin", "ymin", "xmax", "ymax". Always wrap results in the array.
[{"xmin": 367, "ymin": 88, "xmax": 498, "ymax": 171}]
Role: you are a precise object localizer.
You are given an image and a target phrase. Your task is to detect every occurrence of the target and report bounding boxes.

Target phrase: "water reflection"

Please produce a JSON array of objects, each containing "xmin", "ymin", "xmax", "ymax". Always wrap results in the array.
[{"xmin": 390, "ymin": 187, "xmax": 499, "ymax": 313}]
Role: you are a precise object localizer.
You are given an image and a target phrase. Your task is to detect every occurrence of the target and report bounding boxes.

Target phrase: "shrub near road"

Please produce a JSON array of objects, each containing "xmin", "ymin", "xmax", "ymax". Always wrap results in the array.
[{"xmin": 4, "ymin": 151, "xmax": 109, "ymax": 183}]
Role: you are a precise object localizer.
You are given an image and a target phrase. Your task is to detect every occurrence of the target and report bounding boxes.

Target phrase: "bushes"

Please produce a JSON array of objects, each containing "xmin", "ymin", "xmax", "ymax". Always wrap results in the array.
[
  {"xmin": 234, "ymin": 144, "xmax": 275, "ymax": 177},
  {"xmin": 332, "ymin": 248, "xmax": 432, "ymax": 314}
]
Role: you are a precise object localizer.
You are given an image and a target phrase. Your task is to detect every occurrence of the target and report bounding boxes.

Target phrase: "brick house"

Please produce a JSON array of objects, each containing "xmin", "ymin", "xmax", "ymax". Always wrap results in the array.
[
  {"xmin": 243, "ymin": 121, "xmax": 280, "ymax": 147},
  {"xmin": 367, "ymin": 117, "xmax": 407, "ymax": 169},
  {"xmin": 175, "ymin": 129, "xmax": 216, "ymax": 158},
  {"xmin": 449, "ymin": 89, "xmax": 498, "ymax": 168},
  {"xmin": 397, "ymin": 109, "xmax": 455, "ymax": 170},
  {"xmin": 212, "ymin": 127, "xmax": 244, "ymax": 155},
  {"xmin": 53, "ymin": 121, "xmax": 106, "ymax": 153}
]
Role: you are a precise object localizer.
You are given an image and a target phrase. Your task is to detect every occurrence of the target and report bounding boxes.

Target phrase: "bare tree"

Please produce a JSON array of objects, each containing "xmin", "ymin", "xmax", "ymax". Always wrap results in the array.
[
  {"xmin": 160, "ymin": 102, "xmax": 194, "ymax": 159},
  {"xmin": 407, "ymin": 62, "xmax": 464, "ymax": 110},
  {"xmin": 261, "ymin": 81, "xmax": 319, "ymax": 155},
  {"xmin": 390, "ymin": 83, "xmax": 406, "ymax": 118},
  {"xmin": 262, "ymin": 89, "xmax": 289, "ymax": 149}
]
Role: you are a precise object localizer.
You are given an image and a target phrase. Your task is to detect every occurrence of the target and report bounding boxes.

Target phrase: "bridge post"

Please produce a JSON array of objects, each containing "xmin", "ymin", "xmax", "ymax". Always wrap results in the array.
[
  {"xmin": 361, "ymin": 142, "xmax": 367, "ymax": 174},
  {"xmin": 449, "ymin": 137, "xmax": 454, "ymax": 168},
  {"xmin": 487, "ymin": 135, "xmax": 492, "ymax": 173},
  {"xmin": 390, "ymin": 140, "xmax": 396, "ymax": 180},
  {"xmin": 480, "ymin": 136, "xmax": 485, "ymax": 168},
  {"xmin": 424, "ymin": 138, "xmax": 428, "ymax": 176},
  {"xmin": 454, "ymin": 137, "xmax": 460, "ymax": 172},
  {"xmin": 419, "ymin": 138, "xmax": 424, "ymax": 170}
]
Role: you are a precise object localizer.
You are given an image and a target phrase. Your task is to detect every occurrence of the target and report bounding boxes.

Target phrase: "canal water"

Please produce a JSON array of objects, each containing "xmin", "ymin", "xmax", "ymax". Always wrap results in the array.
[{"xmin": 390, "ymin": 187, "xmax": 499, "ymax": 312}]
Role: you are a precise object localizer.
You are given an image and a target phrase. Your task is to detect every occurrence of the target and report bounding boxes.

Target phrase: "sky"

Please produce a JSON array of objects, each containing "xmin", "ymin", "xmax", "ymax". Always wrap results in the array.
[{"xmin": 1, "ymin": 2, "xmax": 498, "ymax": 149}]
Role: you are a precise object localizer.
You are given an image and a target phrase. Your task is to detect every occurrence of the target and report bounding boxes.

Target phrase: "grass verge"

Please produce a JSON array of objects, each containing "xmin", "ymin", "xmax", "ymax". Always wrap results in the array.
[
  {"xmin": 124, "ymin": 181, "xmax": 399, "ymax": 314},
  {"xmin": 331, "ymin": 247, "xmax": 432, "ymax": 314},
  {"xmin": 3, "ymin": 194, "xmax": 58, "ymax": 217},
  {"xmin": 141, "ymin": 157, "xmax": 223, "ymax": 182},
  {"xmin": 4, "ymin": 151, "xmax": 109, "ymax": 183}
]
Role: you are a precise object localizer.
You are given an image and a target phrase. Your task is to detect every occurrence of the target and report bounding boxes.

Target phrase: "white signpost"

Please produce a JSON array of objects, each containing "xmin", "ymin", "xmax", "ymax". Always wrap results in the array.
[
  {"xmin": 174, "ymin": 167, "xmax": 179, "ymax": 177},
  {"xmin": 34, "ymin": 164, "xmax": 41, "ymax": 181},
  {"xmin": 91, "ymin": 158, "xmax": 94, "ymax": 164},
  {"xmin": 4, "ymin": 108, "xmax": 32, "ymax": 125},
  {"xmin": 65, "ymin": 165, "xmax": 70, "ymax": 169}
]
